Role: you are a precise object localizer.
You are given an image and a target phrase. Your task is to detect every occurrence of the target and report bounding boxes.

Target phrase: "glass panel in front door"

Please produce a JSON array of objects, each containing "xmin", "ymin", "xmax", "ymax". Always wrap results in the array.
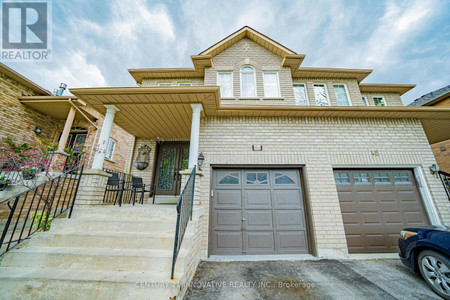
[
  {"xmin": 181, "ymin": 146, "xmax": 189, "ymax": 171},
  {"xmin": 157, "ymin": 147, "xmax": 177, "ymax": 190}
]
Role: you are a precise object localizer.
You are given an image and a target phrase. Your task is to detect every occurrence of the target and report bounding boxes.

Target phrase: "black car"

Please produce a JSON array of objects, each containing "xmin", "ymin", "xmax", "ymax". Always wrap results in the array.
[{"xmin": 398, "ymin": 225, "xmax": 450, "ymax": 299}]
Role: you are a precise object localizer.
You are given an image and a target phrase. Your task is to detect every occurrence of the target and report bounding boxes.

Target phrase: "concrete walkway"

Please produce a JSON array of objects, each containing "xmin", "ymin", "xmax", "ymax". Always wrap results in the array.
[{"xmin": 184, "ymin": 259, "xmax": 441, "ymax": 300}]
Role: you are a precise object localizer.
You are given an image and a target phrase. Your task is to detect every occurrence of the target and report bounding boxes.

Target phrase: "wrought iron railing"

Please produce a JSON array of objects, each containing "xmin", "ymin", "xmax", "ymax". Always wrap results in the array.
[
  {"xmin": 171, "ymin": 165, "xmax": 196, "ymax": 279},
  {"xmin": 0, "ymin": 164, "xmax": 84, "ymax": 257},
  {"xmin": 438, "ymin": 170, "xmax": 450, "ymax": 201}
]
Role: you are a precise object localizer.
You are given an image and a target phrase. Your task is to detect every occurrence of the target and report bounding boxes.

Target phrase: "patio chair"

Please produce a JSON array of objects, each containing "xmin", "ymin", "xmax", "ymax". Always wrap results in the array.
[{"xmin": 131, "ymin": 176, "xmax": 153, "ymax": 205}]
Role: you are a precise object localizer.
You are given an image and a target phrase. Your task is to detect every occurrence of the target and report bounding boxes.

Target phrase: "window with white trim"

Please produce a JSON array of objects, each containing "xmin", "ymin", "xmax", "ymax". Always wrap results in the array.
[
  {"xmin": 178, "ymin": 83, "xmax": 191, "ymax": 86},
  {"xmin": 217, "ymin": 72, "xmax": 233, "ymax": 98},
  {"xmin": 158, "ymin": 83, "xmax": 172, "ymax": 87},
  {"xmin": 240, "ymin": 66, "xmax": 256, "ymax": 98},
  {"xmin": 362, "ymin": 96, "xmax": 369, "ymax": 106},
  {"xmin": 373, "ymin": 96, "xmax": 386, "ymax": 106},
  {"xmin": 263, "ymin": 72, "xmax": 280, "ymax": 97},
  {"xmin": 333, "ymin": 84, "xmax": 351, "ymax": 106},
  {"xmin": 293, "ymin": 83, "xmax": 308, "ymax": 105},
  {"xmin": 313, "ymin": 84, "xmax": 330, "ymax": 106},
  {"xmin": 105, "ymin": 139, "xmax": 116, "ymax": 160}
]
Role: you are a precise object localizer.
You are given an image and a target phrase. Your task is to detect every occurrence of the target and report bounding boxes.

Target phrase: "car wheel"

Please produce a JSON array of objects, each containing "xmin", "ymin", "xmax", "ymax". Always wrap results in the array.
[{"xmin": 418, "ymin": 250, "xmax": 450, "ymax": 299}]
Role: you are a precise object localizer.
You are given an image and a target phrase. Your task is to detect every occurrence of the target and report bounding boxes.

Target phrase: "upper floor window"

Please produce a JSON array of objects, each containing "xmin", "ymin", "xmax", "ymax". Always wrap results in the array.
[
  {"xmin": 240, "ymin": 66, "xmax": 256, "ymax": 98},
  {"xmin": 105, "ymin": 138, "xmax": 116, "ymax": 160},
  {"xmin": 179, "ymin": 83, "xmax": 191, "ymax": 86},
  {"xmin": 362, "ymin": 96, "xmax": 369, "ymax": 106},
  {"xmin": 217, "ymin": 72, "xmax": 233, "ymax": 98},
  {"xmin": 158, "ymin": 83, "xmax": 172, "ymax": 87},
  {"xmin": 293, "ymin": 83, "xmax": 308, "ymax": 105},
  {"xmin": 263, "ymin": 72, "xmax": 280, "ymax": 97},
  {"xmin": 333, "ymin": 84, "xmax": 351, "ymax": 106},
  {"xmin": 373, "ymin": 96, "xmax": 386, "ymax": 106},
  {"xmin": 313, "ymin": 84, "xmax": 330, "ymax": 106}
]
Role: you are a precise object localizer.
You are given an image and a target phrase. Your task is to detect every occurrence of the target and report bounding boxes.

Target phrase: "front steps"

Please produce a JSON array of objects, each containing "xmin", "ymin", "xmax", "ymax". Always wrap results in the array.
[{"xmin": 0, "ymin": 205, "xmax": 197, "ymax": 300}]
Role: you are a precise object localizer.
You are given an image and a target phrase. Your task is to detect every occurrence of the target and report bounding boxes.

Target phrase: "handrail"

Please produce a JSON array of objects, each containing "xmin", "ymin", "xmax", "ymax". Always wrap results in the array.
[
  {"xmin": 0, "ymin": 164, "xmax": 84, "ymax": 257},
  {"xmin": 171, "ymin": 165, "xmax": 196, "ymax": 279},
  {"xmin": 438, "ymin": 170, "xmax": 450, "ymax": 201}
]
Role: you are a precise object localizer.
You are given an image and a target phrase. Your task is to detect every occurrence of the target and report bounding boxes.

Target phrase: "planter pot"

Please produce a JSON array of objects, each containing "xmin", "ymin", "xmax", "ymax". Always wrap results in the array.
[
  {"xmin": 22, "ymin": 173, "xmax": 36, "ymax": 180},
  {"xmin": 0, "ymin": 182, "xmax": 9, "ymax": 191},
  {"xmin": 134, "ymin": 162, "xmax": 149, "ymax": 170}
]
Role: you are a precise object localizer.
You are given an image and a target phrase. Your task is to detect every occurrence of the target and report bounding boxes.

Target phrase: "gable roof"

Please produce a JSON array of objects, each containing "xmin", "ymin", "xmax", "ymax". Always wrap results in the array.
[
  {"xmin": 199, "ymin": 26, "xmax": 299, "ymax": 58},
  {"xmin": 0, "ymin": 63, "xmax": 51, "ymax": 95},
  {"xmin": 408, "ymin": 85, "xmax": 450, "ymax": 106}
]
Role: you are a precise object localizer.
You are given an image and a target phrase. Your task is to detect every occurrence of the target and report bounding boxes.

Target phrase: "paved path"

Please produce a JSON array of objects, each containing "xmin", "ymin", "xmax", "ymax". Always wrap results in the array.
[{"xmin": 184, "ymin": 259, "xmax": 441, "ymax": 300}]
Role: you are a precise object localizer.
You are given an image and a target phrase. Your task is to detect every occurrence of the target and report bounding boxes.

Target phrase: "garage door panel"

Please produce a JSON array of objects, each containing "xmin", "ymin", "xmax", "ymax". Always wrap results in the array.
[
  {"xmin": 277, "ymin": 231, "xmax": 308, "ymax": 252},
  {"xmin": 336, "ymin": 169, "xmax": 429, "ymax": 254},
  {"xmin": 210, "ymin": 168, "xmax": 309, "ymax": 255},
  {"xmin": 213, "ymin": 210, "xmax": 242, "ymax": 231},
  {"xmin": 215, "ymin": 190, "xmax": 242, "ymax": 209},
  {"xmin": 273, "ymin": 190, "xmax": 302, "ymax": 208},
  {"xmin": 245, "ymin": 210, "xmax": 273, "ymax": 230},
  {"xmin": 213, "ymin": 232, "xmax": 242, "ymax": 251},
  {"xmin": 274, "ymin": 210, "xmax": 305, "ymax": 230},
  {"xmin": 245, "ymin": 232, "xmax": 275, "ymax": 252},
  {"xmin": 244, "ymin": 190, "xmax": 271, "ymax": 209}
]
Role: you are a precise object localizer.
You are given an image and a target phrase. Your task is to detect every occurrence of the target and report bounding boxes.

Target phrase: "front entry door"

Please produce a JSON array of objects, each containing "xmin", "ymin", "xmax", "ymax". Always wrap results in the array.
[{"xmin": 155, "ymin": 142, "xmax": 189, "ymax": 195}]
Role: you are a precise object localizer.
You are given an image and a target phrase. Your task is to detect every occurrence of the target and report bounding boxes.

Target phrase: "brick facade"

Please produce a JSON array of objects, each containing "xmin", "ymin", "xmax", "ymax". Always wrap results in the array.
[
  {"xmin": 0, "ymin": 71, "xmax": 134, "ymax": 174},
  {"xmin": 130, "ymin": 35, "xmax": 448, "ymax": 257}
]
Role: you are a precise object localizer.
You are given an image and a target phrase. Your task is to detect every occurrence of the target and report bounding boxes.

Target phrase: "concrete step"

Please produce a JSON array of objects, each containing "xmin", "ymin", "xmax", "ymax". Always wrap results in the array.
[
  {"xmin": 30, "ymin": 231, "xmax": 192, "ymax": 250},
  {"xmin": 70, "ymin": 205, "xmax": 177, "ymax": 221},
  {"xmin": 152, "ymin": 196, "xmax": 179, "ymax": 205},
  {"xmin": 0, "ymin": 267, "xmax": 181, "ymax": 299},
  {"xmin": 1, "ymin": 246, "xmax": 186, "ymax": 273},
  {"xmin": 51, "ymin": 218, "xmax": 178, "ymax": 233}
]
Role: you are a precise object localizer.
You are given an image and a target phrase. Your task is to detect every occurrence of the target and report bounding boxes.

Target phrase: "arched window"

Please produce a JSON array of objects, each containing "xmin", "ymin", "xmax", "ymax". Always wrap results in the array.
[{"xmin": 240, "ymin": 66, "xmax": 256, "ymax": 98}]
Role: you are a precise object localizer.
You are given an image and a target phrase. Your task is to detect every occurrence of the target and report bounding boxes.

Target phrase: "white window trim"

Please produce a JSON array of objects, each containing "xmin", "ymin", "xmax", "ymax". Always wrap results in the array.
[
  {"xmin": 333, "ymin": 83, "xmax": 352, "ymax": 106},
  {"xmin": 105, "ymin": 138, "xmax": 116, "ymax": 161},
  {"xmin": 263, "ymin": 71, "xmax": 281, "ymax": 98},
  {"xmin": 240, "ymin": 66, "xmax": 257, "ymax": 98},
  {"xmin": 293, "ymin": 82, "xmax": 309, "ymax": 105},
  {"xmin": 362, "ymin": 95, "xmax": 369, "ymax": 106},
  {"xmin": 312, "ymin": 83, "xmax": 331, "ymax": 106},
  {"xmin": 372, "ymin": 95, "xmax": 387, "ymax": 106},
  {"xmin": 217, "ymin": 71, "xmax": 233, "ymax": 98}
]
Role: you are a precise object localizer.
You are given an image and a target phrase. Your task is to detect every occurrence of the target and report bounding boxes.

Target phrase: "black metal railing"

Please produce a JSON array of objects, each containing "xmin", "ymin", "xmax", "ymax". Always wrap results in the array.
[
  {"xmin": 438, "ymin": 170, "xmax": 450, "ymax": 201},
  {"xmin": 171, "ymin": 165, "xmax": 196, "ymax": 279},
  {"xmin": 0, "ymin": 164, "xmax": 84, "ymax": 257}
]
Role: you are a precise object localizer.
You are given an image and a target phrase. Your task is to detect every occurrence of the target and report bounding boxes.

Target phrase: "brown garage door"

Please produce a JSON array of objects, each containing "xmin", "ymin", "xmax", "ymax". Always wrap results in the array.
[
  {"xmin": 210, "ymin": 169, "xmax": 309, "ymax": 255},
  {"xmin": 334, "ymin": 169, "xmax": 430, "ymax": 253}
]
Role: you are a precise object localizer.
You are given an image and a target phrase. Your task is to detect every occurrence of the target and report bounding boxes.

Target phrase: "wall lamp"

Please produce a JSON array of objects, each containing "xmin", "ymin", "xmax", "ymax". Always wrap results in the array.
[
  {"xmin": 34, "ymin": 126, "xmax": 42, "ymax": 135},
  {"xmin": 198, "ymin": 152, "xmax": 205, "ymax": 170}
]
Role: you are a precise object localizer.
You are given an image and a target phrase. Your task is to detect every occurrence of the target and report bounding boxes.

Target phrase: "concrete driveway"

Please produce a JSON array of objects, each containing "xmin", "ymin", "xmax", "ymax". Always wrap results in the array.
[{"xmin": 184, "ymin": 259, "xmax": 441, "ymax": 300}]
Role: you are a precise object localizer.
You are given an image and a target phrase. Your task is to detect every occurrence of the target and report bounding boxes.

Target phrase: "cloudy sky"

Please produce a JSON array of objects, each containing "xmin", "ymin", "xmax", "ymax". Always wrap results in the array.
[{"xmin": 4, "ymin": 0, "xmax": 450, "ymax": 104}]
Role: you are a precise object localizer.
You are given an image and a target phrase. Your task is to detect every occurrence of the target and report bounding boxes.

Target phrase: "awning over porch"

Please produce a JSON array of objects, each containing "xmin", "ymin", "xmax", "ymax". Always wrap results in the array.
[
  {"xmin": 18, "ymin": 96, "xmax": 96, "ymax": 121},
  {"xmin": 70, "ymin": 86, "xmax": 450, "ymax": 144},
  {"xmin": 70, "ymin": 86, "xmax": 220, "ymax": 139}
]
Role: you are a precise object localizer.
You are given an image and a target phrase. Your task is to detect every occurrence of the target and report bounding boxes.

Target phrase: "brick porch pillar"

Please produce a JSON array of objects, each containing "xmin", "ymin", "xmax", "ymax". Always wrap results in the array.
[{"xmin": 74, "ymin": 169, "xmax": 112, "ymax": 207}]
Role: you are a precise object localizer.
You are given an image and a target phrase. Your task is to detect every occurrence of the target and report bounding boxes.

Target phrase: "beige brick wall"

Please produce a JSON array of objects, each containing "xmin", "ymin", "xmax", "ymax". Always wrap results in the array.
[
  {"xmin": 361, "ymin": 92, "xmax": 403, "ymax": 106},
  {"xmin": 129, "ymin": 138, "xmax": 158, "ymax": 187},
  {"xmin": 204, "ymin": 38, "xmax": 296, "ymax": 105},
  {"xmin": 195, "ymin": 116, "xmax": 449, "ymax": 255},
  {"xmin": 0, "ymin": 73, "xmax": 59, "ymax": 144}
]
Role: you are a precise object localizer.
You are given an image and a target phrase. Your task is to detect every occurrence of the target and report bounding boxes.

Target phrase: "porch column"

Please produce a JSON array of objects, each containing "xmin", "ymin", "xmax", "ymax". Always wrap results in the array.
[
  {"xmin": 92, "ymin": 105, "xmax": 119, "ymax": 170},
  {"xmin": 58, "ymin": 106, "xmax": 77, "ymax": 151},
  {"xmin": 188, "ymin": 104, "xmax": 203, "ymax": 169}
]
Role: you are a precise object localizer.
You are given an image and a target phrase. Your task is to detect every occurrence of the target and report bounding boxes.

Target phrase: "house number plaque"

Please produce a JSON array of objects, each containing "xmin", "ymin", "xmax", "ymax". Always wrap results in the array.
[{"xmin": 252, "ymin": 145, "xmax": 263, "ymax": 151}]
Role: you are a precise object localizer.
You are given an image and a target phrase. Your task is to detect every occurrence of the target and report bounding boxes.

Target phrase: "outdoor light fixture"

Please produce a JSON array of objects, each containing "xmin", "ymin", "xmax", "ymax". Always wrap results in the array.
[
  {"xmin": 429, "ymin": 164, "xmax": 440, "ymax": 175},
  {"xmin": 197, "ymin": 152, "xmax": 205, "ymax": 170},
  {"xmin": 34, "ymin": 126, "xmax": 42, "ymax": 135}
]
